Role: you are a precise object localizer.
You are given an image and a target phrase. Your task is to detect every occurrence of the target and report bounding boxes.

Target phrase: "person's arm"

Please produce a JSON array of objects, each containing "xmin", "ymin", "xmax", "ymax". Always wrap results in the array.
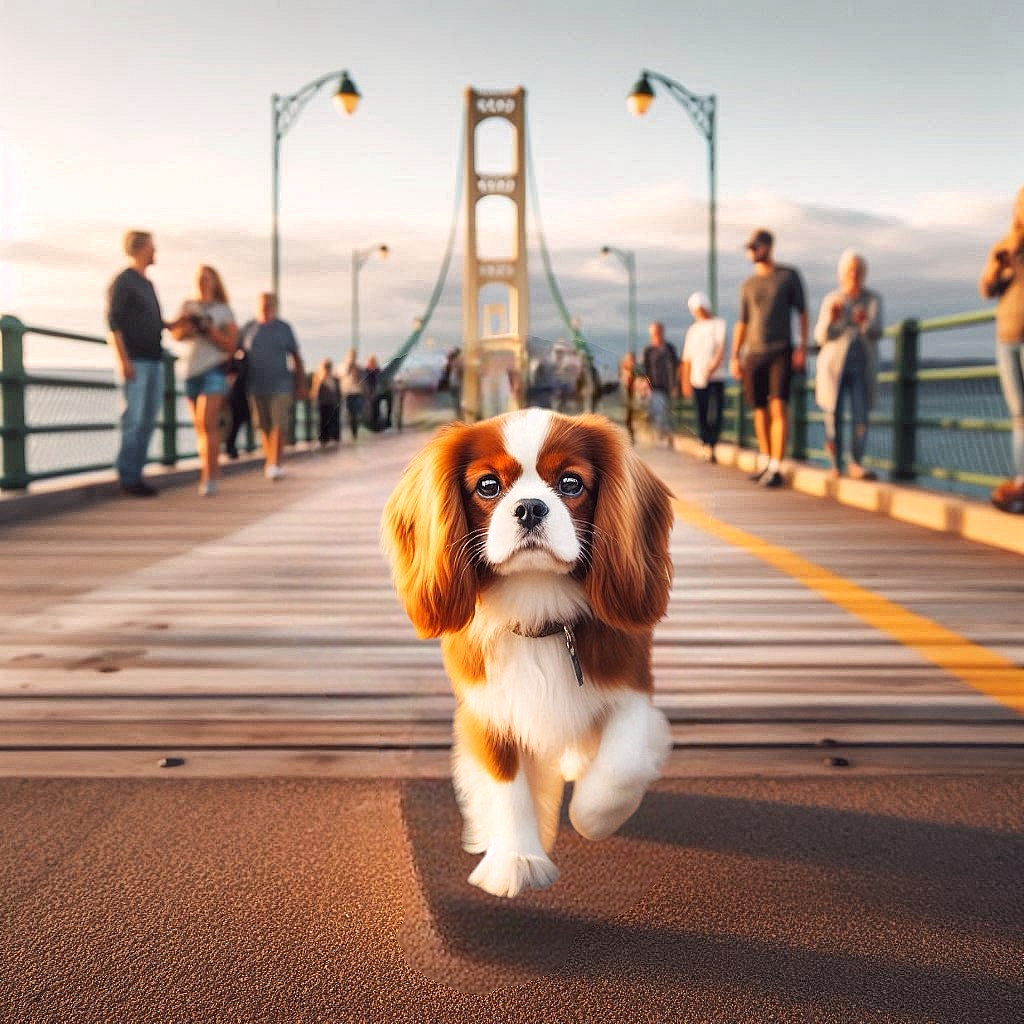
[
  {"xmin": 729, "ymin": 321, "xmax": 746, "ymax": 379},
  {"xmin": 207, "ymin": 319, "xmax": 237, "ymax": 355},
  {"xmin": 814, "ymin": 292, "xmax": 843, "ymax": 346},
  {"xmin": 707, "ymin": 321, "xmax": 727, "ymax": 378},
  {"xmin": 679, "ymin": 359, "xmax": 693, "ymax": 399},
  {"xmin": 106, "ymin": 330, "xmax": 134, "ymax": 380},
  {"xmin": 979, "ymin": 244, "xmax": 1012, "ymax": 299},
  {"xmin": 106, "ymin": 277, "xmax": 134, "ymax": 379},
  {"xmin": 792, "ymin": 309, "xmax": 809, "ymax": 372}
]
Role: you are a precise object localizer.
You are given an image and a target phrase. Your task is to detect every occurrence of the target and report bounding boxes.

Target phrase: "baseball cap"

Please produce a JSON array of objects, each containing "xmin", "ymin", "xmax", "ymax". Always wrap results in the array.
[
  {"xmin": 687, "ymin": 291, "xmax": 710, "ymax": 315},
  {"xmin": 745, "ymin": 228, "xmax": 774, "ymax": 250}
]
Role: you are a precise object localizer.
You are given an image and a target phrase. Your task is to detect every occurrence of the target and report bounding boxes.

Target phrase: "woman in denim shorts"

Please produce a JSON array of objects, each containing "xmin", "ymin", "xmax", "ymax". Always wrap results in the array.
[{"xmin": 170, "ymin": 266, "xmax": 238, "ymax": 496}]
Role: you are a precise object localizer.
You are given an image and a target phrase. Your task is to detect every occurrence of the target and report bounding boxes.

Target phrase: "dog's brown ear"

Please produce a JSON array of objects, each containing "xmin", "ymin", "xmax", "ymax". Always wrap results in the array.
[
  {"xmin": 381, "ymin": 425, "xmax": 478, "ymax": 637},
  {"xmin": 581, "ymin": 418, "xmax": 674, "ymax": 631}
]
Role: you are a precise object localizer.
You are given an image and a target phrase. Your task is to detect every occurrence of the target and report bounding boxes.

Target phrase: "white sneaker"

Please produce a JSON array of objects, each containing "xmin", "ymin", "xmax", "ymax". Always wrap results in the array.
[
  {"xmin": 264, "ymin": 464, "xmax": 284, "ymax": 481},
  {"xmin": 198, "ymin": 480, "xmax": 218, "ymax": 497}
]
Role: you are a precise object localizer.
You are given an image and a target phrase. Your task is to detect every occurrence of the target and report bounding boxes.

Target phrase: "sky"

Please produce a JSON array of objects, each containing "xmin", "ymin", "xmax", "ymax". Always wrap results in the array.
[{"xmin": 1, "ymin": 0, "xmax": 1021, "ymax": 371}]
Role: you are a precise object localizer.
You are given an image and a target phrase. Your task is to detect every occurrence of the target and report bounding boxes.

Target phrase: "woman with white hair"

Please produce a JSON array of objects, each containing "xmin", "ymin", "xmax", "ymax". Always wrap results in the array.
[{"xmin": 813, "ymin": 250, "xmax": 883, "ymax": 479}]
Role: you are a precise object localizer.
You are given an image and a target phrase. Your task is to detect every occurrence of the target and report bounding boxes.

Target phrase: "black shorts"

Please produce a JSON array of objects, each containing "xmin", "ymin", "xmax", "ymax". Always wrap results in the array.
[{"xmin": 743, "ymin": 348, "xmax": 792, "ymax": 409}]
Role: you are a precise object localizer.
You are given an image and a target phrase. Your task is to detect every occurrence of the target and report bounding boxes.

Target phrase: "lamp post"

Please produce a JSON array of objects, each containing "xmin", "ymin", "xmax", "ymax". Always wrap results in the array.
[
  {"xmin": 271, "ymin": 69, "xmax": 361, "ymax": 303},
  {"xmin": 351, "ymin": 243, "xmax": 389, "ymax": 354},
  {"xmin": 627, "ymin": 70, "xmax": 717, "ymax": 313},
  {"xmin": 600, "ymin": 245, "xmax": 638, "ymax": 356}
]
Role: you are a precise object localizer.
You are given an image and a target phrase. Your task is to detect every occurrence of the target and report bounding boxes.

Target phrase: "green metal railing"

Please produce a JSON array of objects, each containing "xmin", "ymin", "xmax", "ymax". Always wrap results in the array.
[
  {"xmin": 1, "ymin": 308, "xmax": 1010, "ymax": 498},
  {"xmin": 673, "ymin": 308, "xmax": 1007, "ymax": 497},
  {"xmin": 0, "ymin": 315, "xmax": 315, "ymax": 492}
]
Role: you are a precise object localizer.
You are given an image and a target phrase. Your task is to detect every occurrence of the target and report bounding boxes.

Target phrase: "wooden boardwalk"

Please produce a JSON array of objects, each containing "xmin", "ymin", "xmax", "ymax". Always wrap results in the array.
[{"xmin": 1, "ymin": 428, "xmax": 1022, "ymax": 778}]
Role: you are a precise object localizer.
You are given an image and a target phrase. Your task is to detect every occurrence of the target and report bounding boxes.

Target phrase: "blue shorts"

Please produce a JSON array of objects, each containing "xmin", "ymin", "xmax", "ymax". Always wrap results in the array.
[{"xmin": 184, "ymin": 368, "xmax": 228, "ymax": 400}]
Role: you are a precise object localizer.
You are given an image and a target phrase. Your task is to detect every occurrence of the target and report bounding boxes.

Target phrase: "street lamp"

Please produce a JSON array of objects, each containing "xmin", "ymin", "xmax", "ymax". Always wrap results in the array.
[
  {"xmin": 627, "ymin": 70, "xmax": 717, "ymax": 313},
  {"xmin": 271, "ymin": 69, "xmax": 361, "ymax": 302},
  {"xmin": 351, "ymin": 243, "xmax": 389, "ymax": 354},
  {"xmin": 600, "ymin": 245, "xmax": 638, "ymax": 356}
]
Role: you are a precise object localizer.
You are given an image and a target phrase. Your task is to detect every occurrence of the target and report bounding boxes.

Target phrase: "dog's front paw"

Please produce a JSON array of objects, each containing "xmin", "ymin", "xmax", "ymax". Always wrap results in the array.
[
  {"xmin": 569, "ymin": 706, "xmax": 672, "ymax": 841},
  {"xmin": 468, "ymin": 849, "xmax": 559, "ymax": 898}
]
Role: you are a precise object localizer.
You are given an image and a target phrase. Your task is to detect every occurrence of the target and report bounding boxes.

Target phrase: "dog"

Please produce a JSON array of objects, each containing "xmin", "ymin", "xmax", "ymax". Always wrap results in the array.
[{"xmin": 381, "ymin": 409, "xmax": 674, "ymax": 898}]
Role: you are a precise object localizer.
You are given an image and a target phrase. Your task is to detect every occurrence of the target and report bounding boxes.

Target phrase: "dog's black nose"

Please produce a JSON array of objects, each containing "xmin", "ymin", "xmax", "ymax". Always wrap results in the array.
[{"xmin": 513, "ymin": 498, "xmax": 549, "ymax": 531}]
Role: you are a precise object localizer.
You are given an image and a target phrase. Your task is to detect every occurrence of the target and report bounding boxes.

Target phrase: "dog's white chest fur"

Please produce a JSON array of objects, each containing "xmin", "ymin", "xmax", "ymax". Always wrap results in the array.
[{"xmin": 461, "ymin": 575, "xmax": 616, "ymax": 755}]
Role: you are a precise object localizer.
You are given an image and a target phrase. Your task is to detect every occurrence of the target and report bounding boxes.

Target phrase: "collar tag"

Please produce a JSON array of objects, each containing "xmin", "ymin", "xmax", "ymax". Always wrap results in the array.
[{"xmin": 563, "ymin": 625, "xmax": 585, "ymax": 687}]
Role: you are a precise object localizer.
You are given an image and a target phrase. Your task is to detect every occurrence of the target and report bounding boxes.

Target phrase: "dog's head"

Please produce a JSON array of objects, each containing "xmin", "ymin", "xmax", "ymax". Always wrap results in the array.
[{"xmin": 381, "ymin": 409, "xmax": 674, "ymax": 638}]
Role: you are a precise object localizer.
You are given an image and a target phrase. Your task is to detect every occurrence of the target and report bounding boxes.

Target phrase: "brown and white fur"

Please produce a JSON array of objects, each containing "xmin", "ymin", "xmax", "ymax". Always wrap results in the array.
[{"xmin": 381, "ymin": 409, "xmax": 674, "ymax": 898}]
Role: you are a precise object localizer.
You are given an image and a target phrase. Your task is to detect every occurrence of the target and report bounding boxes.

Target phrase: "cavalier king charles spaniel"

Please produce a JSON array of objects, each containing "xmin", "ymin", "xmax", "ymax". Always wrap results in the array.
[{"xmin": 381, "ymin": 409, "xmax": 674, "ymax": 898}]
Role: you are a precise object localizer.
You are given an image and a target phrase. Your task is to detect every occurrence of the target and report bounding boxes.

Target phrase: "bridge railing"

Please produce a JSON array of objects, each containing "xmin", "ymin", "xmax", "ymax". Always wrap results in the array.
[
  {"xmin": 675, "ymin": 308, "xmax": 1006, "ymax": 499},
  {"xmin": 0, "ymin": 315, "xmax": 315, "ymax": 492}
]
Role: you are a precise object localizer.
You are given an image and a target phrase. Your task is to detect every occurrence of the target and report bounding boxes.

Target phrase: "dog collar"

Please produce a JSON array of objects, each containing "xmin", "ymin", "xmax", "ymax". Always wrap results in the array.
[{"xmin": 508, "ymin": 622, "xmax": 585, "ymax": 687}]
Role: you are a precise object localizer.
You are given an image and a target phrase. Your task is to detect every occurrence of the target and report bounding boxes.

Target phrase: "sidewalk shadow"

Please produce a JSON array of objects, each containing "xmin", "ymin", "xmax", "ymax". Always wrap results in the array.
[{"xmin": 398, "ymin": 777, "xmax": 1024, "ymax": 1016}]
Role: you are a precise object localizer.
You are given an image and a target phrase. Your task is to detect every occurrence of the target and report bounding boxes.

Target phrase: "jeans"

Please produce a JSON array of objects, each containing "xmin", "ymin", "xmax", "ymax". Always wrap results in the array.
[
  {"xmin": 824, "ymin": 346, "xmax": 868, "ymax": 467},
  {"xmin": 995, "ymin": 339, "xmax": 1024, "ymax": 477},
  {"xmin": 115, "ymin": 358, "xmax": 162, "ymax": 484},
  {"xmin": 693, "ymin": 381, "xmax": 724, "ymax": 447},
  {"xmin": 648, "ymin": 389, "xmax": 672, "ymax": 436}
]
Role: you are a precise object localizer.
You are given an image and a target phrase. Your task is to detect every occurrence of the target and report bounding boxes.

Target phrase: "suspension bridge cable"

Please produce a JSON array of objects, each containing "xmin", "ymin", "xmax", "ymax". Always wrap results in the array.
[
  {"xmin": 379, "ymin": 122, "xmax": 465, "ymax": 390},
  {"xmin": 524, "ymin": 124, "xmax": 594, "ymax": 361}
]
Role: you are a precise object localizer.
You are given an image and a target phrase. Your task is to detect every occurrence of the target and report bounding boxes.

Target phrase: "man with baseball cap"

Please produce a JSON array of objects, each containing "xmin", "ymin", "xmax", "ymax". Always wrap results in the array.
[
  {"xmin": 681, "ymin": 291, "xmax": 727, "ymax": 462},
  {"xmin": 729, "ymin": 228, "xmax": 809, "ymax": 488}
]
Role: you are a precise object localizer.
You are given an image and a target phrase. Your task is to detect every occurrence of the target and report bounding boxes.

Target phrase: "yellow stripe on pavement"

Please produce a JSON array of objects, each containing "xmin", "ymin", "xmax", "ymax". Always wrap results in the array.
[{"xmin": 672, "ymin": 497, "xmax": 1024, "ymax": 715}]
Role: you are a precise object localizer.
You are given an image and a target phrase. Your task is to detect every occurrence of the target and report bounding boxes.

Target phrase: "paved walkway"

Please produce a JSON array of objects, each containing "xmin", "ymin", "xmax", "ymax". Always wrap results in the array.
[{"xmin": 1, "ymin": 430, "xmax": 1023, "ymax": 1022}]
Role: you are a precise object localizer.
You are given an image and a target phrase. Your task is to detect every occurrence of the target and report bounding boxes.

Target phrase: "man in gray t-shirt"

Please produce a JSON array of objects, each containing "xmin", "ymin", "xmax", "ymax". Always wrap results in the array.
[
  {"xmin": 241, "ymin": 292, "xmax": 306, "ymax": 480},
  {"xmin": 729, "ymin": 228, "xmax": 809, "ymax": 489}
]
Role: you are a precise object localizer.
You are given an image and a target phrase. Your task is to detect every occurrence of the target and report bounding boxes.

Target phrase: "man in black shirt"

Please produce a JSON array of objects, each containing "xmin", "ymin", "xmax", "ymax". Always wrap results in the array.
[
  {"xmin": 106, "ymin": 230, "xmax": 169, "ymax": 496},
  {"xmin": 729, "ymin": 229, "xmax": 808, "ymax": 488},
  {"xmin": 642, "ymin": 321, "xmax": 679, "ymax": 445}
]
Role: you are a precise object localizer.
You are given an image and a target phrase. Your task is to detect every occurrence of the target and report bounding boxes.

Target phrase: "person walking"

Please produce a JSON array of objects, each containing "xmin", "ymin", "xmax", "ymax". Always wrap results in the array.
[
  {"xmin": 729, "ymin": 228, "xmax": 809, "ymax": 488},
  {"xmin": 106, "ymin": 229, "xmax": 173, "ymax": 497},
  {"xmin": 310, "ymin": 358, "xmax": 341, "ymax": 445},
  {"xmin": 241, "ymin": 293, "xmax": 305, "ymax": 480},
  {"xmin": 680, "ymin": 291, "xmax": 727, "ymax": 463},
  {"xmin": 442, "ymin": 347, "xmax": 464, "ymax": 420},
  {"xmin": 814, "ymin": 250, "xmax": 883, "ymax": 480},
  {"xmin": 979, "ymin": 185, "xmax": 1024, "ymax": 514},
  {"xmin": 223, "ymin": 321, "xmax": 251, "ymax": 460},
  {"xmin": 169, "ymin": 265, "xmax": 238, "ymax": 496},
  {"xmin": 641, "ymin": 321, "xmax": 679, "ymax": 446},
  {"xmin": 339, "ymin": 350, "xmax": 365, "ymax": 442}
]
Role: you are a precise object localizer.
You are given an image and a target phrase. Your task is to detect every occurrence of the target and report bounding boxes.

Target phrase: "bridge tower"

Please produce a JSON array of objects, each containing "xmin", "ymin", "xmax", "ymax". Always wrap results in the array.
[{"xmin": 462, "ymin": 86, "xmax": 529, "ymax": 420}]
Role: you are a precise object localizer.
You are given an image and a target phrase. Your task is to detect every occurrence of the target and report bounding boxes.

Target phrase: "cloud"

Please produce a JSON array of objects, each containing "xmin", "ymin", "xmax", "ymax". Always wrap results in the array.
[{"xmin": 1, "ymin": 186, "xmax": 1006, "ymax": 370}]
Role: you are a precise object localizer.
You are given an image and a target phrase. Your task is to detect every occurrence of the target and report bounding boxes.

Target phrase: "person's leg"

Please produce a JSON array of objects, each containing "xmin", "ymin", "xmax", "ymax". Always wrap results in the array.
[
  {"xmin": 693, "ymin": 387, "xmax": 711, "ymax": 446},
  {"xmin": 994, "ymin": 340, "xmax": 1024, "ymax": 485},
  {"xmin": 769, "ymin": 398, "xmax": 789, "ymax": 462},
  {"xmin": 848, "ymin": 358, "xmax": 869, "ymax": 473},
  {"xmin": 707, "ymin": 381, "xmax": 724, "ymax": 448},
  {"xmin": 116, "ymin": 364, "xmax": 152, "ymax": 484},
  {"xmin": 203, "ymin": 393, "xmax": 224, "ymax": 482}
]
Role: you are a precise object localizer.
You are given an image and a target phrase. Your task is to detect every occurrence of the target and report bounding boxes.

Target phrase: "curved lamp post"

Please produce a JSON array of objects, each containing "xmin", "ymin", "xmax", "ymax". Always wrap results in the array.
[
  {"xmin": 600, "ymin": 245, "xmax": 638, "ymax": 356},
  {"xmin": 627, "ymin": 70, "xmax": 717, "ymax": 313},
  {"xmin": 272, "ymin": 69, "xmax": 361, "ymax": 302},
  {"xmin": 351, "ymin": 243, "xmax": 389, "ymax": 354}
]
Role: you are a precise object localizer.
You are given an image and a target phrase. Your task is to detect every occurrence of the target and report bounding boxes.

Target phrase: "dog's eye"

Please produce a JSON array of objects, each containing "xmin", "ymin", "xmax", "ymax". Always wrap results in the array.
[
  {"xmin": 558, "ymin": 473, "xmax": 584, "ymax": 497},
  {"xmin": 475, "ymin": 475, "xmax": 502, "ymax": 499}
]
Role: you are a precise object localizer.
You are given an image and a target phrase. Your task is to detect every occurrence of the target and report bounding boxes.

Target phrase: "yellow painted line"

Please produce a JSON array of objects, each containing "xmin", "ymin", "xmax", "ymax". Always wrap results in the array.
[{"xmin": 672, "ymin": 497, "xmax": 1024, "ymax": 715}]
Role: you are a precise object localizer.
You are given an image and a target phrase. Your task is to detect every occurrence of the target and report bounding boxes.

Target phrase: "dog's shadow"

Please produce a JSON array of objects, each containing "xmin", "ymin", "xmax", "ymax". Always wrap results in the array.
[{"xmin": 397, "ymin": 778, "xmax": 1024, "ymax": 1010}]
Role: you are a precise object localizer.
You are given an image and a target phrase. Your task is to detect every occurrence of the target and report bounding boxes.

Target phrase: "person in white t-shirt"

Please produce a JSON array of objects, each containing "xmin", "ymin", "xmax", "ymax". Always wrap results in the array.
[{"xmin": 680, "ymin": 291, "xmax": 727, "ymax": 462}]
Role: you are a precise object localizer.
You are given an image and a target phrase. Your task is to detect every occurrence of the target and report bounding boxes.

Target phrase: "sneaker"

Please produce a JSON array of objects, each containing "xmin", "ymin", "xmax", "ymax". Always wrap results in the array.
[
  {"xmin": 264, "ymin": 464, "xmax": 284, "ymax": 481},
  {"xmin": 748, "ymin": 465, "xmax": 769, "ymax": 482},
  {"xmin": 759, "ymin": 470, "xmax": 784, "ymax": 489},
  {"xmin": 847, "ymin": 462, "xmax": 876, "ymax": 481},
  {"xmin": 198, "ymin": 480, "xmax": 218, "ymax": 497},
  {"xmin": 991, "ymin": 479, "xmax": 1021, "ymax": 504},
  {"xmin": 120, "ymin": 481, "xmax": 157, "ymax": 497}
]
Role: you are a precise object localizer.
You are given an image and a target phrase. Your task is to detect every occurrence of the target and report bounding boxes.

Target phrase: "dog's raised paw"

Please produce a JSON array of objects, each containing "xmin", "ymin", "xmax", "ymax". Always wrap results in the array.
[{"xmin": 468, "ymin": 849, "xmax": 559, "ymax": 898}]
